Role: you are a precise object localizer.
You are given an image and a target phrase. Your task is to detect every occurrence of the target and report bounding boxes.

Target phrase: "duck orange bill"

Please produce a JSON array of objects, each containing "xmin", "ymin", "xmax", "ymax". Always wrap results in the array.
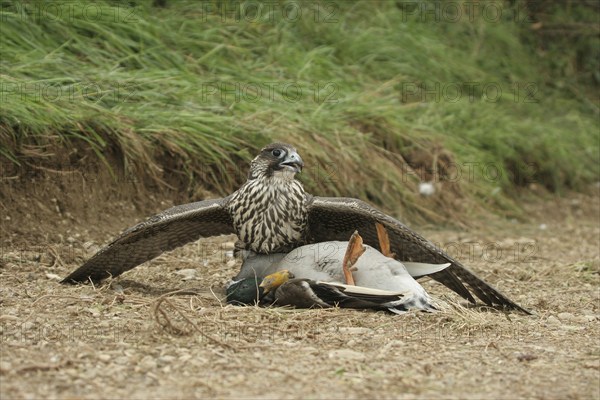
[
  {"xmin": 375, "ymin": 223, "xmax": 395, "ymax": 258},
  {"xmin": 259, "ymin": 270, "xmax": 293, "ymax": 294},
  {"xmin": 342, "ymin": 231, "xmax": 366, "ymax": 285}
]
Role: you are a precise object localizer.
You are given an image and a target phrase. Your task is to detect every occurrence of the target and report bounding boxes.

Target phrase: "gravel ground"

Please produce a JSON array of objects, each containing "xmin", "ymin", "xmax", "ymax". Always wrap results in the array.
[{"xmin": 1, "ymin": 190, "xmax": 598, "ymax": 399}]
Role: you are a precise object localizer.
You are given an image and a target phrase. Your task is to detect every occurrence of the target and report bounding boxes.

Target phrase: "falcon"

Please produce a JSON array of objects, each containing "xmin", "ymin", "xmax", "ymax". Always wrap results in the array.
[{"xmin": 62, "ymin": 142, "xmax": 529, "ymax": 313}]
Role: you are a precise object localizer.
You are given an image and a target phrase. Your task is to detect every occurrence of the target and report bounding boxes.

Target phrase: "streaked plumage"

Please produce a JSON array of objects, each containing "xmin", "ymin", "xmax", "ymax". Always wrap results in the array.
[
  {"xmin": 62, "ymin": 143, "xmax": 529, "ymax": 313},
  {"xmin": 227, "ymin": 165, "xmax": 306, "ymax": 254}
]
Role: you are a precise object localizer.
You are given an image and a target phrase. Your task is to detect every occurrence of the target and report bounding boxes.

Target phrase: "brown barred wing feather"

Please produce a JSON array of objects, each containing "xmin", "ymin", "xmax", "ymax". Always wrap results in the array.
[
  {"xmin": 62, "ymin": 198, "xmax": 235, "ymax": 283},
  {"xmin": 305, "ymin": 196, "xmax": 530, "ymax": 314}
]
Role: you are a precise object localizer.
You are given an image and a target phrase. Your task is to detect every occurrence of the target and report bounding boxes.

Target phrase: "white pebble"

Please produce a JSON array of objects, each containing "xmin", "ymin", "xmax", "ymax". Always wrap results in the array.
[{"xmin": 418, "ymin": 182, "xmax": 435, "ymax": 196}]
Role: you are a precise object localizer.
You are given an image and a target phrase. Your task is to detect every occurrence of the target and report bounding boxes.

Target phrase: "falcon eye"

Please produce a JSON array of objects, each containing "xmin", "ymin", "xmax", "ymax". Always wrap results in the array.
[{"xmin": 272, "ymin": 149, "xmax": 284, "ymax": 158}]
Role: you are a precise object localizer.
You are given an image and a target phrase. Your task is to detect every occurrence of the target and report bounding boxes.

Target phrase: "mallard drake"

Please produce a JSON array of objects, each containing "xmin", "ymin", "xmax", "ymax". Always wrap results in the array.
[
  {"xmin": 227, "ymin": 227, "xmax": 449, "ymax": 312},
  {"xmin": 225, "ymin": 276, "xmax": 266, "ymax": 306},
  {"xmin": 266, "ymin": 270, "xmax": 439, "ymax": 313},
  {"xmin": 227, "ymin": 270, "xmax": 432, "ymax": 314}
]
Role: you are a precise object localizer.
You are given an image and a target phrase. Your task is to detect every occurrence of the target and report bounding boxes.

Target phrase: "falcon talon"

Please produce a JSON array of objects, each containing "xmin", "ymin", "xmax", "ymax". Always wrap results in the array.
[{"xmin": 62, "ymin": 142, "xmax": 531, "ymax": 314}]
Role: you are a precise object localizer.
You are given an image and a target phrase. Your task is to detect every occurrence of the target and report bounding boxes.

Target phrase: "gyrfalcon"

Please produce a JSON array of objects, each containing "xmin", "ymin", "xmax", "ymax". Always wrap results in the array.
[{"xmin": 61, "ymin": 142, "xmax": 528, "ymax": 312}]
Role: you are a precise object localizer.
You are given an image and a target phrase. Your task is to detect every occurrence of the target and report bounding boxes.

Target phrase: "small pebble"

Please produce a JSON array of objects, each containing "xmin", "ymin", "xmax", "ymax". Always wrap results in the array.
[
  {"xmin": 159, "ymin": 355, "xmax": 176, "ymax": 363},
  {"xmin": 557, "ymin": 312, "xmax": 575, "ymax": 321},
  {"xmin": 111, "ymin": 284, "xmax": 124, "ymax": 294},
  {"xmin": 86, "ymin": 308, "xmax": 101, "ymax": 317},
  {"xmin": 575, "ymin": 315, "xmax": 597, "ymax": 323},
  {"xmin": 328, "ymin": 349, "xmax": 366, "ymax": 361},
  {"xmin": 337, "ymin": 327, "xmax": 372, "ymax": 334},
  {"xmin": 547, "ymin": 316, "xmax": 561, "ymax": 325},
  {"xmin": 0, "ymin": 361, "xmax": 12, "ymax": 371},
  {"xmin": 175, "ymin": 269, "xmax": 198, "ymax": 281},
  {"xmin": 139, "ymin": 357, "xmax": 157, "ymax": 370},
  {"xmin": 114, "ymin": 356, "xmax": 129, "ymax": 365}
]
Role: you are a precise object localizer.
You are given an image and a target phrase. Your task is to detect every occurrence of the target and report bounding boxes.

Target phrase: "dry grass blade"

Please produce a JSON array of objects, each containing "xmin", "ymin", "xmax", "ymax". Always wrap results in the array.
[{"xmin": 152, "ymin": 290, "xmax": 233, "ymax": 349}]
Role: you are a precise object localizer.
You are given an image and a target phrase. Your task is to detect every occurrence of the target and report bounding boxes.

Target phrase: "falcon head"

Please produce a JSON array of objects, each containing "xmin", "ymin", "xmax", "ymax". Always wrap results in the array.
[{"xmin": 248, "ymin": 143, "xmax": 304, "ymax": 180}]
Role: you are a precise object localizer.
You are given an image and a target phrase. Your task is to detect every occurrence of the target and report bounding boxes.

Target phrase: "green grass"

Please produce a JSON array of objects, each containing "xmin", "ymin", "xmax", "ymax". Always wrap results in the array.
[{"xmin": 1, "ymin": 0, "xmax": 598, "ymax": 222}]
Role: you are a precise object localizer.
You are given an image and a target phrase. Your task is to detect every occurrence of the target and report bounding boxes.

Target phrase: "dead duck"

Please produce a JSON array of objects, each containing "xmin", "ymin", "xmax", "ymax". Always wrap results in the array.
[
  {"xmin": 258, "ymin": 270, "xmax": 437, "ymax": 314},
  {"xmin": 227, "ymin": 225, "xmax": 449, "ymax": 312}
]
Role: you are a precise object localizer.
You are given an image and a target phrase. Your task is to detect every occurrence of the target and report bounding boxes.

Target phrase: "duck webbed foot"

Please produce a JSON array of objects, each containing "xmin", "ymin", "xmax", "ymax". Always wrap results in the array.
[
  {"xmin": 342, "ymin": 231, "xmax": 366, "ymax": 285},
  {"xmin": 375, "ymin": 223, "xmax": 396, "ymax": 258}
]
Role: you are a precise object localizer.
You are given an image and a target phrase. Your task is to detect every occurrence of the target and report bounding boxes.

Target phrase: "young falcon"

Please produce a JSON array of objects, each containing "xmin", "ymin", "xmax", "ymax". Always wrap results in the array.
[{"xmin": 62, "ymin": 142, "xmax": 529, "ymax": 313}]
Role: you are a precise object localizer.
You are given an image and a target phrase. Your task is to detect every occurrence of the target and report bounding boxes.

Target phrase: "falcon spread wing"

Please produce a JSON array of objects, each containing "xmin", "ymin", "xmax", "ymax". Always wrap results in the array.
[
  {"xmin": 61, "ymin": 198, "xmax": 234, "ymax": 283},
  {"xmin": 61, "ymin": 143, "xmax": 305, "ymax": 284},
  {"xmin": 305, "ymin": 196, "xmax": 530, "ymax": 313},
  {"xmin": 61, "ymin": 142, "xmax": 528, "ymax": 314}
]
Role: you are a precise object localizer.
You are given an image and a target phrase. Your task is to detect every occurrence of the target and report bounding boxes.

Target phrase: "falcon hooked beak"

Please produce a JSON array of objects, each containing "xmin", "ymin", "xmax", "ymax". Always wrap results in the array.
[{"xmin": 276, "ymin": 149, "xmax": 303, "ymax": 174}]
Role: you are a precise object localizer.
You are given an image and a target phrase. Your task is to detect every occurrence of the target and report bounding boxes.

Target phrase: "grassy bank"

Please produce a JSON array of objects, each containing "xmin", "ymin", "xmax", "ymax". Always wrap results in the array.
[{"xmin": 1, "ymin": 0, "xmax": 598, "ymax": 222}]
